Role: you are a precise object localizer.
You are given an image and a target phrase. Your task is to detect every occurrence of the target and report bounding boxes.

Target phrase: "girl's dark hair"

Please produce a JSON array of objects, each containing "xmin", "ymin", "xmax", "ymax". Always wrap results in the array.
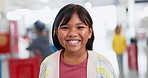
[{"xmin": 52, "ymin": 4, "xmax": 94, "ymax": 50}]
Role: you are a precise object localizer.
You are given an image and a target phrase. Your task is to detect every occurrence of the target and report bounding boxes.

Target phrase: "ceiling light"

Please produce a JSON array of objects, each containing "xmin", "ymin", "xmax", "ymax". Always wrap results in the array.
[{"xmin": 85, "ymin": 2, "xmax": 92, "ymax": 9}]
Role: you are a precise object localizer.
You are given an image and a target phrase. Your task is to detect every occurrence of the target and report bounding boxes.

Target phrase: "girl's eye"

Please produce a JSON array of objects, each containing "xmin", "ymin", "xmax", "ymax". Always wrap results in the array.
[
  {"xmin": 77, "ymin": 26, "xmax": 85, "ymax": 29},
  {"xmin": 60, "ymin": 27, "xmax": 69, "ymax": 29}
]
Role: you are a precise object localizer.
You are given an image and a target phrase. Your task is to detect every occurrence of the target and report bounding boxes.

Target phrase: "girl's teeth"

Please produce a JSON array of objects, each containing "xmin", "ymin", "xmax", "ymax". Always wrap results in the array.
[{"xmin": 69, "ymin": 40, "xmax": 78, "ymax": 44}]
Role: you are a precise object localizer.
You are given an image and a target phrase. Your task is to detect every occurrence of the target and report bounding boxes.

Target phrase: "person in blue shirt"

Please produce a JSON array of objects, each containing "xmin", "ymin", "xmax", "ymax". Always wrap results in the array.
[{"xmin": 26, "ymin": 20, "xmax": 54, "ymax": 60}]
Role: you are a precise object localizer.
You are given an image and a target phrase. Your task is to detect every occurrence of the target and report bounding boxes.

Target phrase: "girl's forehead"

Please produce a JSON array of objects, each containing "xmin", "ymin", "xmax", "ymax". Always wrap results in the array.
[
  {"xmin": 62, "ymin": 12, "xmax": 79, "ymax": 20},
  {"xmin": 59, "ymin": 21, "xmax": 86, "ymax": 27},
  {"xmin": 58, "ymin": 12, "xmax": 89, "ymax": 27}
]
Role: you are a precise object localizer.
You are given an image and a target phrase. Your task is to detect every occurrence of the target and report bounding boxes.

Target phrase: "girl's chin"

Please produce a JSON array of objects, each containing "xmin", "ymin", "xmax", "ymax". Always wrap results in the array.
[
  {"xmin": 65, "ymin": 48, "xmax": 80, "ymax": 52},
  {"xmin": 64, "ymin": 47, "xmax": 86, "ymax": 53}
]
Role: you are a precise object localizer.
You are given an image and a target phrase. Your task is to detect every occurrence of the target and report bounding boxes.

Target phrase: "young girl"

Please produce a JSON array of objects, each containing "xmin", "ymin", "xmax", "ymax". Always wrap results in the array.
[{"xmin": 39, "ymin": 4, "xmax": 116, "ymax": 78}]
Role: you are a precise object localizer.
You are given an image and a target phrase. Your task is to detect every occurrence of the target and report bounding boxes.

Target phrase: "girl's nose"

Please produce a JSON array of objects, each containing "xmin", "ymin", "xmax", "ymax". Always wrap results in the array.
[{"xmin": 68, "ymin": 28, "xmax": 78, "ymax": 37}]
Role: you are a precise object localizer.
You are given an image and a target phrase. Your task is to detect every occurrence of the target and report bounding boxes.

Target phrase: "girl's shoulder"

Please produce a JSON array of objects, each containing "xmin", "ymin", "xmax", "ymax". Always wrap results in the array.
[
  {"xmin": 40, "ymin": 50, "xmax": 60, "ymax": 67},
  {"xmin": 88, "ymin": 50, "xmax": 113, "ymax": 68},
  {"xmin": 88, "ymin": 50, "xmax": 110, "ymax": 62},
  {"xmin": 88, "ymin": 50, "xmax": 117, "ymax": 78},
  {"xmin": 39, "ymin": 50, "xmax": 61, "ymax": 78}
]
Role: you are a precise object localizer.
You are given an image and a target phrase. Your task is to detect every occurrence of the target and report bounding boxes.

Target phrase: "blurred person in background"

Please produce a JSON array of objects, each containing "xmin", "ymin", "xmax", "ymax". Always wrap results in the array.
[
  {"xmin": 26, "ymin": 20, "xmax": 53, "ymax": 60},
  {"xmin": 127, "ymin": 38, "xmax": 138, "ymax": 72},
  {"xmin": 112, "ymin": 25, "xmax": 126, "ymax": 78}
]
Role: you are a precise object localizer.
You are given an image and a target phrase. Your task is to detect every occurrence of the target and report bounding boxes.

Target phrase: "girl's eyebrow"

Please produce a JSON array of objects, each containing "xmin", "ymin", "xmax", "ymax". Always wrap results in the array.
[
  {"xmin": 76, "ymin": 23, "xmax": 85, "ymax": 25},
  {"xmin": 67, "ymin": 23, "xmax": 86, "ymax": 26},
  {"xmin": 59, "ymin": 22, "xmax": 86, "ymax": 26}
]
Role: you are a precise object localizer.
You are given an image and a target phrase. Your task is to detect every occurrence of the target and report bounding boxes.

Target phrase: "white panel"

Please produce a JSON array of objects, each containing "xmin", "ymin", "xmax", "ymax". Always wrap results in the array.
[
  {"xmin": 2, "ymin": 60, "xmax": 9, "ymax": 78},
  {"xmin": 5, "ymin": 0, "xmax": 118, "ymax": 11},
  {"xmin": 89, "ymin": 0, "xmax": 117, "ymax": 6}
]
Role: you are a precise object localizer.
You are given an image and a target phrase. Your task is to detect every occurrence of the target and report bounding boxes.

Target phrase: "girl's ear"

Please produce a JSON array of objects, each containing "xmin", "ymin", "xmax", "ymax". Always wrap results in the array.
[{"xmin": 88, "ymin": 28, "xmax": 92, "ymax": 39}]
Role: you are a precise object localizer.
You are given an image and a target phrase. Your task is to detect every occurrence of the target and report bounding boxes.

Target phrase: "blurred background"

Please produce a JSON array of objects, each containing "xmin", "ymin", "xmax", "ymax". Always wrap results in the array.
[{"xmin": 0, "ymin": 0, "xmax": 148, "ymax": 78}]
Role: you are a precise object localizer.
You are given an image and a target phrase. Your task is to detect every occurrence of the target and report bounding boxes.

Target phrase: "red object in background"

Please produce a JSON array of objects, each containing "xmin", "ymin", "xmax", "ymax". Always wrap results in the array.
[
  {"xmin": 22, "ymin": 35, "xmax": 28, "ymax": 39},
  {"xmin": 127, "ymin": 43, "xmax": 138, "ymax": 72},
  {"xmin": 9, "ymin": 21, "xmax": 19, "ymax": 53},
  {"xmin": 9, "ymin": 56, "xmax": 41, "ymax": 78},
  {"xmin": 0, "ymin": 34, "xmax": 10, "ymax": 53},
  {"xmin": 0, "ymin": 21, "xmax": 18, "ymax": 54}
]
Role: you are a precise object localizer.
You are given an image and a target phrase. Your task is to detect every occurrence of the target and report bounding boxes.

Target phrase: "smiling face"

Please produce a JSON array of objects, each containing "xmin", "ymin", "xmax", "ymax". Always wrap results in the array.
[{"xmin": 57, "ymin": 12, "xmax": 92, "ymax": 53}]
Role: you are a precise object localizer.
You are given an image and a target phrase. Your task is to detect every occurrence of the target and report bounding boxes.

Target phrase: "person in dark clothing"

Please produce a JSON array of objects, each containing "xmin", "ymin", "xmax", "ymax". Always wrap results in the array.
[{"xmin": 26, "ymin": 20, "xmax": 53, "ymax": 60}]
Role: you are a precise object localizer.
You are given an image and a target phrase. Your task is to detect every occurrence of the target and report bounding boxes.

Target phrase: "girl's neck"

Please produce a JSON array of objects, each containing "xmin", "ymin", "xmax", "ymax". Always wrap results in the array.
[
  {"xmin": 64, "ymin": 49, "xmax": 87, "ymax": 57},
  {"xmin": 62, "ymin": 50, "xmax": 88, "ymax": 64}
]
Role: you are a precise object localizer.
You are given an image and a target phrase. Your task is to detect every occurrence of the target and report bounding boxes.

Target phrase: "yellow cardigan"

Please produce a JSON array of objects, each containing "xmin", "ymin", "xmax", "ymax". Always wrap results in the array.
[{"xmin": 112, "ymin": 34, "xmax": 126, "ymax": 55}]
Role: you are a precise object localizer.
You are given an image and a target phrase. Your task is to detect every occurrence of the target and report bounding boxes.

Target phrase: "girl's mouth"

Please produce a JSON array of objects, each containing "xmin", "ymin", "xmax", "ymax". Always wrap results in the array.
[{"xmin": 66, "ymin": 40, "xmax": 81, "ymax": 46}]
